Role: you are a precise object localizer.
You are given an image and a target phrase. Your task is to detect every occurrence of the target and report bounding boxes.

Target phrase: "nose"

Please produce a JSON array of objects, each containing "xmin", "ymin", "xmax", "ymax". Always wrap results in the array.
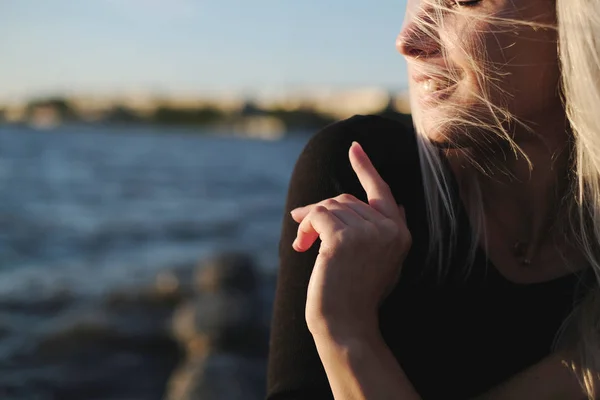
[{"xmin": 396, "ymin": 6, "xmax": 440, "ymax": 59}]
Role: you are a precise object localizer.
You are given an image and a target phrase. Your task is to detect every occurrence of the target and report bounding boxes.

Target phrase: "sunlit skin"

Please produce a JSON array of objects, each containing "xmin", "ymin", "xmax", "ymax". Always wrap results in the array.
[
  {"xmin": 289, "ymin": 141, "xmax": 420, "ymax": 400},
  {"xmin": 290, "ymin": 142, "xmax": 410, "ymax": 337}
]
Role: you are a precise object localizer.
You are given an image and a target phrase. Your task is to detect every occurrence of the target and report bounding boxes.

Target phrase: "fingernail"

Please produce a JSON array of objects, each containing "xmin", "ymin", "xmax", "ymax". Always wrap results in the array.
[
  {"xmin": 290, "ymin": 208, "xmax": 299, "ymax": 218},
  {"xmin": 292, "ymin": 238, "xmax": 300, "ymax": 250},
  {"xmin": 350, "ymin": 142, "xmax": 364, "ymax": 159}
]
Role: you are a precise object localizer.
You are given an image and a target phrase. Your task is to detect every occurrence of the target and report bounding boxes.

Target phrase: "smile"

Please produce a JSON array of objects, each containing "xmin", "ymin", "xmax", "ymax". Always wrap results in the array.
[
  {"xmin": 421, "ymin": 78, "xmax": 452, "ymax": 92},
  {"xmin": 414, "ymin": 76, "xmax": 458, "ymax": 105}
]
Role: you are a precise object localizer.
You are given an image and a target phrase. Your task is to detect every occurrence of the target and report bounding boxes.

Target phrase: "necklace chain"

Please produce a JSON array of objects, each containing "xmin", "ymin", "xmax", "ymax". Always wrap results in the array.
[
  {"xmin": 512, "ymin": 240, "xmax": 532, "ymax": 267},
  {"xmin": 483, "ymin": 203, "xmax": 540, "ymax": 268}
]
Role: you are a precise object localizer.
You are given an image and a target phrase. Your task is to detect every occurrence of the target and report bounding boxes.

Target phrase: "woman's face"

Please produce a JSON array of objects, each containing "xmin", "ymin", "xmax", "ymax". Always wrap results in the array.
[{"xmin": 397, "ymin": 0, "xmax": 560, "ymax": 146}]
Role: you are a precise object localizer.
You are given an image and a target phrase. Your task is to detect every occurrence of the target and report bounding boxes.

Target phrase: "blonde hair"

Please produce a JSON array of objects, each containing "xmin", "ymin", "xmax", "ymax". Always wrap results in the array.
[
  {"xmin": 406, "ymin": 0, "xmax": 600, "ymax": 397},
  {"xmin": 558, "ymin": 0, "xmax": 600, "ymax": 396}
]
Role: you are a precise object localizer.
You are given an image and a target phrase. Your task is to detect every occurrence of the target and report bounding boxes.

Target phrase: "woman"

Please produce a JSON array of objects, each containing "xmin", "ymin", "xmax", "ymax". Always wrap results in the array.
[{"xmin": 267, "ymin": 0, "xmax": 600, "ymax": 398}]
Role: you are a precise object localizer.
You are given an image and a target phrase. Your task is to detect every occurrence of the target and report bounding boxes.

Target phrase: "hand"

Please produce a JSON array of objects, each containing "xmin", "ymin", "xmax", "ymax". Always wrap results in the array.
[{"xmin": 290, "ymin": 141, "xmax": 412, "ymax": 339}]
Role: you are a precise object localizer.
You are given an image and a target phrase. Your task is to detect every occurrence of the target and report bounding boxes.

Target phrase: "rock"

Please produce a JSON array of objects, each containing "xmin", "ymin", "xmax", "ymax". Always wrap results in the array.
[
  {"xmin": 0, "ymin": 252, "xmax": 273, "ymax": 400},
  {"xmin": 105, "ymin": 286, "xmax": 183, "ymax": 312},
  {"xmin": 39, "ymin": 334, "xmax": 180, "ymax": 400},
  {"xmin": 0, "ymin": 287, "xmax": 74, "ymax": 315},
  {"xmin": 34, "ymin": 311, "xmax": 115, "ymax": 357},
  {"xmin": 1, "ymin": 284, "xmax": 184, "ymax": 400},
  {"xmin": 166, "ymin": 252, "xmax": 271, "ymax": 399},
  {"xmin": 105, "ymin": 261, "xmax": 199, "ymax": 314},
  {"xmin": 19, "ymin": 303, "xmax": 182, "ymax": 400},
  {"xmin": 195, "ymin": 253, "xmax": 258, "ymax": 294},
  {"xmin": 164, "ymin": 352, "xmax": 267, "ymax": 400},
  {"xmin": 154, "ymin": 261, "xmax": 197, "ymax": 300},
  {"xmin": 171, "ymin": 291, "xmax": 266, "ymax": 356}
]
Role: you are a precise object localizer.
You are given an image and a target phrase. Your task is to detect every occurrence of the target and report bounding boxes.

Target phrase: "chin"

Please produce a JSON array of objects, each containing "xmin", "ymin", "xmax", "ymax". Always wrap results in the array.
[
  {"xmin": 411, "ymin": 106, "xmax": 468, "ymax": 149},
  {"xmin": 417, "ymin": 117, "xmax": 498, "ymax": 150},
  {"xmin": 410, "ymin": 95, "xmax": 497, "ymax": 150},
  {"xmin": 423, "ymin": 129, "xmax": 474, "ymax": 149}
]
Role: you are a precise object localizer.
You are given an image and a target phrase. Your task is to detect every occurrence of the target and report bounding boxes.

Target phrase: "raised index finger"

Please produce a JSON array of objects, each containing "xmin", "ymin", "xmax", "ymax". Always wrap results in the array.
[{"xmin": 349, "ymin": 141, "xmax": 398, "ymax": 219}]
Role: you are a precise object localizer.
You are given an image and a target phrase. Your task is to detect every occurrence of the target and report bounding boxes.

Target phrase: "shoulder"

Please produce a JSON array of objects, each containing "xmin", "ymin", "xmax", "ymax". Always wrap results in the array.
[
  {"xmin": 302, "ymin": 114, "xmax": 418, "ymax": 168},
  {"xmin": 294, "ymin": 114, "xmax": 422, "ymax": 205}
]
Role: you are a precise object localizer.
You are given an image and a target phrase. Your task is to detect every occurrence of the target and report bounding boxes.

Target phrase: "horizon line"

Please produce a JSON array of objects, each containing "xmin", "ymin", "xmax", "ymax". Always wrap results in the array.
[{"xmin": 0, "ymin": 84, "xmax": 411, "ymax": 106}]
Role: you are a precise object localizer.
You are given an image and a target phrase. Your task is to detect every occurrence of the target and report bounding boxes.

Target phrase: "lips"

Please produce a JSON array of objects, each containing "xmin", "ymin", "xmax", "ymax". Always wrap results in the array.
[
  {"xmin": 412, "ymin": 73, "xmax": 458, "ymax": 104},
  {"xmin": 413, "ymin": 74, "xmax": 454, "ymax": 93}
]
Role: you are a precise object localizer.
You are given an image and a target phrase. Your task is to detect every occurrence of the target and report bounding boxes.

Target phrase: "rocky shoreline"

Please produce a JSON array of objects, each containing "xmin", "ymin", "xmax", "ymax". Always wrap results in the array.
[{"xmin": 0, "ymin": 252, "xmax": 275, "ymax": 400}]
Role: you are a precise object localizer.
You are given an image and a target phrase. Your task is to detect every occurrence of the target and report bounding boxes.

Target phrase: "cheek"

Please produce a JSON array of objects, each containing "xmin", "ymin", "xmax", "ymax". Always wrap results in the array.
[
  {"xmin": 443, "ymin": 18, "xmax": 488, "ymax": 74},
  {"xmin": 409, "ymin": 6, "xmax": 560, "ymax": 145},
  {"xmin": 410, "ymin": 23, "xmax": 491, "ymax": 142},
  {"xmin": 487, "ymin": 29, "xmax": 560, "ymax": 117}
]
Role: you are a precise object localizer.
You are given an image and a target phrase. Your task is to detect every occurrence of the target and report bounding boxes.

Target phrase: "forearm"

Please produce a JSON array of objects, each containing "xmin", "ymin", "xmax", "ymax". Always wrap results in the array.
[
  {"xmin": 474, "ymin": 351, "xmax": 588, "ymax": 400},
  {"xmin": 314, "ymin": 332, "xmax": 588, "ymax": 400},
  {"xmin": 313, "ymin": 329, "xmax": 421, "ymax": 400}
]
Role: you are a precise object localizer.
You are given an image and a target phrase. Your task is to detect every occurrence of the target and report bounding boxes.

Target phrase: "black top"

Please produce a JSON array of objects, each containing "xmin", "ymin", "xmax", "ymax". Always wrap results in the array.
[{"xmin": 266, "ymin": 115, "xmax": 585, "ymax": 400}]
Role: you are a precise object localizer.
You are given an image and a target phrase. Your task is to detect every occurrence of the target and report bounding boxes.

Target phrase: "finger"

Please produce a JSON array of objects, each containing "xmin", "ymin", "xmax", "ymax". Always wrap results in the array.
[
  {"xmin": 335, "ymin": 194, "xmax": 387, "ymax": 223},
  {"xmin": 348, "ymin": 142, "xmax": 398, "ymax": 219},
  {"xmin": 293, "ymin": 206, "xmax": 345, "ymax": 252},
  {"xmin": 292, "ymin": 197, "xmax": 372, "ymax": 224},
  {"xmin": 290, "ymin": 205, "xmax": 313, "ymax": 223},
  {"xmin": 322, "ymin": 200, "xmax": 368, "ymax": 229},
  {"xmin": 291, "ymin": 193, "xmax": 384, "ymax": 224}
]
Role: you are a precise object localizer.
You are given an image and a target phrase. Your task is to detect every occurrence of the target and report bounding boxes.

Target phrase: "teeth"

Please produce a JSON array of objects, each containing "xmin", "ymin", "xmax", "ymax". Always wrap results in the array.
[
  {"xmin": 422, "ymin": 79, "xmax": 439, "ymax": 92},
  {"xmin": 421, "ymin": 78, "xmax": 452, "ymax": 93}
]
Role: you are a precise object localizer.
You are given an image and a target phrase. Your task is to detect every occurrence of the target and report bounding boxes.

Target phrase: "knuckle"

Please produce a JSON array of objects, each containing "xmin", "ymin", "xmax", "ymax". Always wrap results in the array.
[
  {"xmin": 337, "ymin": 193, "xmax": 356, "ymax": 203},
  {"xmin": 313, "ymin": 205, "xmax": 329, "ymax": 214},
  {"xmin": 321, "ymin": 198, "xmax": 339, "ymax": 208}
]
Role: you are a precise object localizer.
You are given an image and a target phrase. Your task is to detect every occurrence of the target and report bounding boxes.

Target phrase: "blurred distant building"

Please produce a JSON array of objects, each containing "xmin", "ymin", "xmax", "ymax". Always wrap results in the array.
[
  {"xmin": 115, "ymin": 94, "xmax": 160, "ymax": 118},
  {"xmin": 313, "ymin": 88, "xmax": 392, "ymax": 119},
  {"xmin": 254, "ymin": 87, "xmax": 411, "ymax": 119},
  {"xmin": 232, "ymin": 116, "xmax": 286, "ymax": 140},
  {"xmin": 3, "ymin": 102, "xmax": 27, "ymax": 123},
  {"xmin": 69, "ymin": 96, "xmax": 116, "ymax": 122},
  {"xmin": 159, "ymin": 95, "xmax": 245, "ymax": 114},
  {"xmin": 0, "ymin": 88, "xmax": 411, "ymax": 134},
  {"xmin": 30, "ymin": 105, "xmax": 61, "ymax": 129},
  {"xmin": 206, "ymin": 96, "xmax": 245, "ymax": 114}
]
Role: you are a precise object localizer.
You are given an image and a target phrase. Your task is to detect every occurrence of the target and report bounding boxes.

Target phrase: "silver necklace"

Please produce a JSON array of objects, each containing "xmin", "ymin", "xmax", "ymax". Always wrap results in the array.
[
  {"xmin": 484, "ymin": 204, "xmax": 539, "ymax": 267},
  {"xmin": 512, "ymin": 240, "xmax": 533, "ymax": 267}
]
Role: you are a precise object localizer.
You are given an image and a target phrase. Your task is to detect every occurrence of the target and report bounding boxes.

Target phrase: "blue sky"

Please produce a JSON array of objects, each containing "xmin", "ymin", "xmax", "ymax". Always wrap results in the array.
[{"xmin": 1, "ymin": 0, "xmax": 409, "ymax": 101}]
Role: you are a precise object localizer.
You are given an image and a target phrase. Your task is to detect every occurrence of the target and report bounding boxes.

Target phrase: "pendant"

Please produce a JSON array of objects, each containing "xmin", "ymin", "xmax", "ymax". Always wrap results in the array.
[{"xmin": 513, "ymin": 241, "xmax": 531, "ymax": 267}]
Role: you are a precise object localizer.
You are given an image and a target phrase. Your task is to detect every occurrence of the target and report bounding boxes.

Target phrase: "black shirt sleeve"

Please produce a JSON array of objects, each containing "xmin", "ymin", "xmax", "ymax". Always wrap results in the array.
[{"xmin": 266, "ymin": 115, "xmax": 418, "ymax": 400}]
